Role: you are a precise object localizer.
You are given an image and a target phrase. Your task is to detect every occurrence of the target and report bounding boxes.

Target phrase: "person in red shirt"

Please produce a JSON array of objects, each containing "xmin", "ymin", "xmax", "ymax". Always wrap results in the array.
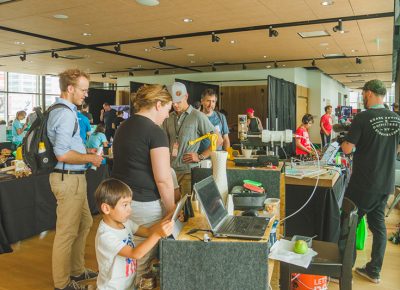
[
  {"xmin": 295, "ymin": 114, "xmax": 314, "ymax": 157},
  {"xmin": 320, "ymin": 105, "xmax": 333, "ymax": 148}
]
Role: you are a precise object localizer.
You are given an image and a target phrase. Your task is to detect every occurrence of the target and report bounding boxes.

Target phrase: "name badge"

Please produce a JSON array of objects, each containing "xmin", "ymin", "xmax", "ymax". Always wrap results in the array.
[{"xmin": 172, "ymin": 142, "xmax": 179, "ymax": 157}]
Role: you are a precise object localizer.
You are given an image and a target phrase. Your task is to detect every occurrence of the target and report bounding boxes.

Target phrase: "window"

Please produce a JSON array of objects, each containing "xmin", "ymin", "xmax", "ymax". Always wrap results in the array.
[
  {"xmin": 45, "ymin": 76, "xmax": 60, "ymax": 108},
  {"xmin": 7, "ymin": 93, "xmax": 38, "ymax": 121},
  {"xmin": 8, "ymin": 72, "xmax": 37, "ymax": 93},
  {"xmin": 0, "ymin": 72, "xmax": 5, "ymax": 91},
  {"xmin": 0, "ymin": 93, "xmax": 5, "ymax": 122}
]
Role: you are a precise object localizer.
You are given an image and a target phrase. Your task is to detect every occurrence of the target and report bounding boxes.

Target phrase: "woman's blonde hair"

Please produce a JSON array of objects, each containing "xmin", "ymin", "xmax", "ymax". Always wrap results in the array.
[{"xmin": 132, "ymin": 84, "xmax": 172, "ymax": 111}]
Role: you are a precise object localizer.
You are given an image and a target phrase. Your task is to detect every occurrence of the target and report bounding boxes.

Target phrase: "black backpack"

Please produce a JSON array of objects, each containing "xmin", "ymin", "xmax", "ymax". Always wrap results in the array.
[{"xmin": 22, "ymin": 104, "xmax": 77, "ymax": 175}]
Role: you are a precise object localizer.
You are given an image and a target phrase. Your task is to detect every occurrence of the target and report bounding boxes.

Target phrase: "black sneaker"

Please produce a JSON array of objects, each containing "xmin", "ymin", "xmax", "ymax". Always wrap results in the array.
[
  {"xmin": 70, "ymin": 268, "xmax": 98, "ymax": 282},
  {"xmin": 355, "ymin": 266, "xmax": 380, "ymax": 284},
  {"xmin": 55, "ymin": 280, "xmax": 88, "ymax": 290}
]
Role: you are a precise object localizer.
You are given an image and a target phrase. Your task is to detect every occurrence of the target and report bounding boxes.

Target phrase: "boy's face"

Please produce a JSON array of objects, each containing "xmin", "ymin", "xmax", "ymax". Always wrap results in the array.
[{"xmin": 109, "ymin": 196, "xmax": 132, "ymax": 223}]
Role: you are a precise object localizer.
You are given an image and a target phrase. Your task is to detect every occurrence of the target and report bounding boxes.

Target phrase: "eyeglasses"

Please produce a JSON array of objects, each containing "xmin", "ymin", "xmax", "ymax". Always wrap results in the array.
[{"xmin": 76, "ymin": 87, "xmax": 89, "ymax": 94}]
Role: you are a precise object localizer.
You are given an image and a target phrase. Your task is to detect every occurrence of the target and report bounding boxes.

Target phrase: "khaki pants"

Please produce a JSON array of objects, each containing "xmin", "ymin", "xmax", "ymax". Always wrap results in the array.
[
  {"xmin": 176, "ymin": 172, "xmax": 192, "ymax": 196},
  {"xmin": 49, "ymin": 173, "xmax": 93, "ymax": 289}
]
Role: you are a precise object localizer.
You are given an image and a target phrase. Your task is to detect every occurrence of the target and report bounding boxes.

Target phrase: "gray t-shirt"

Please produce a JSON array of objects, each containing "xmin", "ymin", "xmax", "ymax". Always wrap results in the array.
[{"xmin": 163, "ymin": 105, "xmax": 215, "ymax": 173}]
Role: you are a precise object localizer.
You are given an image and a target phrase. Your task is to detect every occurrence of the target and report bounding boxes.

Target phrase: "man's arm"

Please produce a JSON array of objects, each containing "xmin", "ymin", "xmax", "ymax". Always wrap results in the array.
[
  {"xmin": 320, "ymin": 118, "xmax": 329, "ymax": 136},
  {"xmin": 222, "ymin": 134, "xmax": 230, "ymax": 151},
  {"xmin": 57, "ymin": 150, "xmax": 102, "ymax": 167},
  {"xmin": 295, "ymin": 138, "xmax": 311, "ymax": 154},
  {"xmin": 99, "ymin": 109, "xmax": 104, "ymax": 122}
]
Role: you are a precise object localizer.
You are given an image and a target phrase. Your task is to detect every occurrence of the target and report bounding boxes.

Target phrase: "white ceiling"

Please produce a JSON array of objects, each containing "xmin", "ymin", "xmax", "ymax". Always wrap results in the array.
[{"xmin": 0, "ymin": 0, "xmax": 395, "ymax": 88}]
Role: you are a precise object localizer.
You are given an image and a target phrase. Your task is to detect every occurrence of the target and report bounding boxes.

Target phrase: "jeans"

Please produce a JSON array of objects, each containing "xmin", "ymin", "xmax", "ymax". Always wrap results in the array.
[
  {"xmin": 354, "ymin": 194, "xmax": 389, "ymax": 276},
  {"xmin": 320, "ymin": 133, "xmax": 331, "ymax": 148}
]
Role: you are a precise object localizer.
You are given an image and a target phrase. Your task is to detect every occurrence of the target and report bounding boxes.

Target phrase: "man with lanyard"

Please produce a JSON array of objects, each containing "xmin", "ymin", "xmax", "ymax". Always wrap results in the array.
[
  {"xmin": 320, "ymin": 105, "xmax": 333, "ymax": 148},
  {"xmin": 163, "ymin": 82, "xmax": 222, "ymax": 195},
  {"xmin": 48, "ymin": 69, "xmax": 103, "ymax": 290},
  {"xmin": 100, "ymin": 102, "xmax": 117, "ymax": 141},
  {"xmin": 198, "ymin": 88, "xmax": 230, "ymax": 153},
  {"xmin": 341, "ymin": 80, "xmax": 400, "ymax": 284}
]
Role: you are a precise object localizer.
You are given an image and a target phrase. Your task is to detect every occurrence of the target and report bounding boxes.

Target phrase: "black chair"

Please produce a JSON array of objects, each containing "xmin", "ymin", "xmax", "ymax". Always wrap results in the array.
[{"xmin": 280, "ymin": 197, "xmax": 358, "ymax": 290}]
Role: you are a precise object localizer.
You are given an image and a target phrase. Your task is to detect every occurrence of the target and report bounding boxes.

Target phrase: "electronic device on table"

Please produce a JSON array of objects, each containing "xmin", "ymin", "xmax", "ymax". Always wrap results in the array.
[
  {"xmin": 194, "ymin": 176, "xmax": 269, "ymax": 240},
  {"xmin": 320, "ymin": 141, "xmax": 340, "ymax": 166},
  {"xmin": 172, "ymin": 194, "xmax": 188, "ymax": 221}
]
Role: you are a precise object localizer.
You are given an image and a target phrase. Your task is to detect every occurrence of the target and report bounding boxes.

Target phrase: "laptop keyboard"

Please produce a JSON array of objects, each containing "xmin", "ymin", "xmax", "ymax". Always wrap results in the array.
[{"xmin": 220, "ymin": 216, "xmax": 268, "ymax": 234}]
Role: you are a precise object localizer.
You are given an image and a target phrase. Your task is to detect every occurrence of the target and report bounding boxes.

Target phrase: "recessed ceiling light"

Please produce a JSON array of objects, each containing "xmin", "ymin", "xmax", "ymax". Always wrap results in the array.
[
  {"xmin": 144, "ymin": 48, "xmax": 151, "ymax": 52},
  {"xmin": 136, "ymin": 0, "xmax": 159, "ymax": 6},
  {"xmin": 320, "ymin": 42, "xmax": 329, "ymax": 46},
  {"xmin": 263, "ymin": 55, "xmax": 267, "ymax": 58},
  {"xmin": 84, "ymin": 23, "xmax": 90, "ymax": 26},
  {"xmin": 282, "ymin": 64, "xmax": 286, "ymax": 67},
  {"xmin": 266, "ymin": 65, "xmax": 271, "ymax": 68},
  {"xmin": 190, "ymin": 60, "xmax": 196, "ymax": 64},
  {"xmin": 321, "ymin": 0, "xmax": 334, "ymax": 6},
  {"xmin": 183, "ymin": 18, "xmax": 193, "ymax": 23},
  {"xmin": 187, "ymin": 53, "xmax": 195, "ymax": 57},
  {"xmin": 14, "ymin": 41, "xmax": 24, "ymax": 45},
  {"xmin": 351, "ymin": 49, "xmax": 358, "ymax": 52},
  {"xmin": 298, "ymin": 30, "xmax": 330, "ymax": 38},
  {"xmin": 82, "ymin": 32, "xmax": 92, "ymax": 36},
  {"xmin": 230, "ymin": 40, "xmax": 236, "ymax": 44},
  {"xmin": 53, "ymin": 14, "xmax": 69, "ymax": 19}
]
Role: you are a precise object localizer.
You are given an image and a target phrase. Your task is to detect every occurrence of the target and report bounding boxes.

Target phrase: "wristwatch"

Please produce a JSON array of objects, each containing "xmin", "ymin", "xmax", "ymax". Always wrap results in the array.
[{"xmin": 199, "ymin": 153, "xmax": 205, "ymax": 160}]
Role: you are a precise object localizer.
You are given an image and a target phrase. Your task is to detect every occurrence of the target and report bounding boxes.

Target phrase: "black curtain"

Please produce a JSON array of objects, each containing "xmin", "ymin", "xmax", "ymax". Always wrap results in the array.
[
  {"xmin": 175, "ymin": 79, "xmax": 219, "ymax": 106},
  {"xmin": 267, "ymin": 76, "xmax": 296, "ymax": 156},
  {"xmin": 85, "ymin": 88, "xmax": 116, "ymax": 124}
]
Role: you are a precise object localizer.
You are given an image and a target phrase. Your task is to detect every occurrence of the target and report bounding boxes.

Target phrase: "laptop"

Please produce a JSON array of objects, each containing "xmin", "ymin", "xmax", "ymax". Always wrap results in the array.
[
  {"xmin": 321, "ymin": 141, "xmax": 340, "ymax": 166},
  {"xmin": 194, "ymin": 176, "xmax": 270, "ymax": 240}
]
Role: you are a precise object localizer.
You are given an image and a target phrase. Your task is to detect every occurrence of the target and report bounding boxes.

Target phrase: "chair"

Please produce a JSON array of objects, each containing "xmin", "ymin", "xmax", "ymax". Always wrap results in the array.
[{"xmin": 280, "ymin": 197, "xmax": 358, "ymax": 290}]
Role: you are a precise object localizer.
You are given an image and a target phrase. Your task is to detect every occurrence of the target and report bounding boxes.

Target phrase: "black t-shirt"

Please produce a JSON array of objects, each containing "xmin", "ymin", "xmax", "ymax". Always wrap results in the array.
[
  {"xmin": 345, "ymin": 108, "xmax": 400, "ymax": 208},
  {"xmin": 104, "ymin": 109, "xmax": 117, "ymax": 131},
  {"xmin": 111, "ymin": 114, "xmax": 169, "ymax": 202},
  {"xmin": 113, "ymin": 116, "xmax": 125, "ymax": 130}
]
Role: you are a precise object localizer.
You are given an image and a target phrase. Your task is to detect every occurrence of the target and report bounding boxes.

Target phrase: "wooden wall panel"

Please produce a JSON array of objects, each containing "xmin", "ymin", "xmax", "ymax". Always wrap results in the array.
[
  {"xmin": 296, "ymin": 85, "xmax": 309, "ymax": 127},
  {"xmin": 220, "ymin": 85, "xmax": 268, "ymax": 144}
]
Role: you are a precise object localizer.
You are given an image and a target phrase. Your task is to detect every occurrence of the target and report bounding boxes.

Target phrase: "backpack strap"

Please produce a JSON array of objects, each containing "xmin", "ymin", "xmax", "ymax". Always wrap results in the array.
[
  {"xmin": 215, "ymin": 111, "xmax": 226, "ymax": 135},
  {"xmin": 48, "ymin": 103, "xmax": 78, "ymax": 137}
]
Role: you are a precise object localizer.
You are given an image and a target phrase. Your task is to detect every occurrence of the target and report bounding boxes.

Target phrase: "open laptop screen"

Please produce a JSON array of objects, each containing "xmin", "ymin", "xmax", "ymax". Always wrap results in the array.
[{"xmin": 194, "ymin": 176, "xmax": 227, "ymax": 230}]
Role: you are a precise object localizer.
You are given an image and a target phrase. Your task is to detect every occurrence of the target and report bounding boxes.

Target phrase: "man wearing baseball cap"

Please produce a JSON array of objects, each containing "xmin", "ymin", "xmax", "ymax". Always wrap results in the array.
[
  {"xmin": 341, "ymin": 79, "xmax": 400, "ymax": 283},
  {"xmin": 163, "ymin": 82, "xmax": 222, "ymax": 195}
]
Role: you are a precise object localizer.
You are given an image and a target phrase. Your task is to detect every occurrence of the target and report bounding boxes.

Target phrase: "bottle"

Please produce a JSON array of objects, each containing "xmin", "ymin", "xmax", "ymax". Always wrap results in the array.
[
  {"xmin": 16, "ymin": 146, "xmax": 23, "ymax": 160},
  {"xmin": 38, "ymin": 142, "xmax": 46, "ymax": 154},
  {"xmin": 91, "ymin": 147, "xmax": 103, "ymax": 171}
]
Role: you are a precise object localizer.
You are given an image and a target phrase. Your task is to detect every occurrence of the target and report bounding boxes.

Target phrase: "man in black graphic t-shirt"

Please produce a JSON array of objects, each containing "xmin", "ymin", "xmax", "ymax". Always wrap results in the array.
[{"xmin": 341, "ymin": 80, "xmax": 400, "ymax": 284}]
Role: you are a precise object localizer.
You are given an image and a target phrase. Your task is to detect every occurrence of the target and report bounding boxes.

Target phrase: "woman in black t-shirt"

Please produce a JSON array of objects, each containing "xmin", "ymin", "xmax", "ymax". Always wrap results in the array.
[{"xmin": 111, "ymin": 85, "xmax": 175, "ymax": 279}]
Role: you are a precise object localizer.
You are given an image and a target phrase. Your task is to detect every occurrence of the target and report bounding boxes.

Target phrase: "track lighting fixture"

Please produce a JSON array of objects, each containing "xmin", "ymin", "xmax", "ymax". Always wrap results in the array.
[
  {"xmin": 128, "ymin": 71, "xmax": 134, "ymax": 76},
  {"xmin": 51, "ymin": 51, "xmax": 59, "ymax": 58},
  {"xmin": 268, "ymin": 26, "xmax": 279, "ymax": 37},
  {"xmin": 333, "ymin": 19, "xmax": 344, "ymax": 33},
  {"xmin": 114, "ymin": 43, "xmax": 121, "ymax": 53},
  {"xmin": 211, "ymin": 65, "xmax": 217, "ymax": 72},
  {"xmin": 101, "ymin": 72, "xmax": 106, "ymax": 78},
  {"xmin": 158, "ymin": 37, "xmax": 166, "ymax": 48},
  {"xmin": 20, "ymin": 52, "xmax": 26, "ymax": 61},
  {"xmin": 154, "ymin": 69, "xmax": 159, "ymax": 75},
  {"xmin": 355, "ymin": 57, "xmax": 362, "ymax": 64},
  {"xmin": 242, "ymin": 64, "xmax": 247, "ymax": 70},
  {"xmin": 211, "ymin": 32, "xmax": 220, "ymax": 43},
  {"xmin": 274, "ymin": 61, "xmax": 278, "ymax": 68},
  {"xmin": 312, "ymin": 59, "xmax": 316, "ymax": 66}
]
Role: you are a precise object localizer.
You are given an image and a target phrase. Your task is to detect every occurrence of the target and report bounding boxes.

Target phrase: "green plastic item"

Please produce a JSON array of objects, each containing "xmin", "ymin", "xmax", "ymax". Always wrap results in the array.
[
  {"xmin": 356, "ymin": 216, "xmax": 368, "ymax": 250},
  {"xmin": 243, "ymin": 179, "xmax": 262, "ymax": 187}
]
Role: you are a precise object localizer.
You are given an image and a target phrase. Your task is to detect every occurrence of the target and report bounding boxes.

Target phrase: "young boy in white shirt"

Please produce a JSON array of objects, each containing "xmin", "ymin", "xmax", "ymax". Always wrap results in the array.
[{"xmin": 94, "ymin": 178, "xmax": 174, "ymax": 290}]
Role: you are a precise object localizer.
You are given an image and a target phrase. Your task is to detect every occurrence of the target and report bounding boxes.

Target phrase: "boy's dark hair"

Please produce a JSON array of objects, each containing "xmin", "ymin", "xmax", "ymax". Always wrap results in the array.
[
  {"xmin": 302, "ymin": 114, "xmax": 314, "ymax": 125},
  {"xmin": 201, "ymin": 88, "xmax": 217, "ymax": 99},
  {"xmin": 95, "ymin": 178, "xmax": 132, "ymax": 214},
  {"xmin": 324, "ymin": 105, "xmax": 332, "ymax": 112},
  {"xmin": 94, "ymin": 123, "xmax": 106, "ymax": 134}
]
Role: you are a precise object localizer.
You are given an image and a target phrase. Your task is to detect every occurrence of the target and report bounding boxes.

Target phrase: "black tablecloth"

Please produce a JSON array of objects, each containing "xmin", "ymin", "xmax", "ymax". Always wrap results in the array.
[
  {"xmin": 0, "ymin": 165, "xmax": 109, "ymax": 254},
  {"xmin": 285, "ymin": 170, "xmax": 349, "ymax": 243}
]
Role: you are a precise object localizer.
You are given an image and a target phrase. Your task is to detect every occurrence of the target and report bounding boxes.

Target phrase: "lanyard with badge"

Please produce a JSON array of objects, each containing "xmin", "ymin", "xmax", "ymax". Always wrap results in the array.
[{"xmin": 172, "ymin": 113, "xmax": 188, "ymax": 157}]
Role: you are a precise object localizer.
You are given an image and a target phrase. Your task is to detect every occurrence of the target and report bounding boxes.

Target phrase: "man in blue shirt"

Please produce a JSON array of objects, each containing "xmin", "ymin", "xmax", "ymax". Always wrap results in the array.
[
  {"xmin": 77, "ymin": 110, "xmax": 91, "ymax": 143},
  {"xmin": 198, "ymin": 88, "xmax": 230, "ymax": 153},
  {"xmin": 47, "ymin": 69, "xmax": 103, "ymax": 290}
]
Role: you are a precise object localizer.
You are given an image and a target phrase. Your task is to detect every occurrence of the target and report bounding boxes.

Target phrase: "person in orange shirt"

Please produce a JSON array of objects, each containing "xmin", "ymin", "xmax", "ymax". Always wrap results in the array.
[
  {"xmin": 295, "ymin": 114, "xmax": 314, "ymax": 157},
  {"xmin": 320, "ymin": 105, "xmax": 333, "ymax": 148}
]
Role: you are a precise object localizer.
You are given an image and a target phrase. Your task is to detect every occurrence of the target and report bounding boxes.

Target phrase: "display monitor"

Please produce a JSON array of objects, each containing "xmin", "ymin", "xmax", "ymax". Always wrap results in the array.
[
  {"xmin": 340, "ymin": 106, "xmax": 352, "ymax": 118},
  {"xmin": 110, "ymin": 105, "xmax": 130, "ymax": 119}
]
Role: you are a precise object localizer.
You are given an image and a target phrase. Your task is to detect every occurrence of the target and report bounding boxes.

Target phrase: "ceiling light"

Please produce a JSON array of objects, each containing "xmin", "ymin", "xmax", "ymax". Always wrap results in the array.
[
  {"xmin": 319, "ymin": 42, "xmax": 329, "ymax": 46},
  {"xmin": 114, "ymin": 43, "xmax": 121, "ymax": 53},
  {"xmin": 183, "ymin": 18, "xmax": 193, "ymax": 23},
  {"xmin": 211, "ymin": 32, "xmax": 220, "ymax": 43},
  {"xmin": 263, "ymin": 55, "xmax": 267, "ymax": 58},
  {"xmin": 154, "ymin": 69, "xmax": 160, "ymax": 75},
  {"xmin": 101, "ymin": 72, "xmax": 106, "ymax": 78},
  {"xmin": 266, "ymin": 65, "xmax": 271, "ymax": 68},
  {"xmin": 351, "ymin": 49, "xmax": 358, "ymax": 53},
  {"xmin": 187, "ymin": 53, "xmax": 195, "ymax": 57},
  {"xmin": 321, "ymin": 0, "xmax": 334, "ymax": 6},
  {"xmin": 128, "ymin": 71, "xmax": 134, "ymax": 76},
  {"xmin": 312, "ymin": 59, "xmax": 316, "ymax": 66},
  {"xmin": 19, "ymin": 52, "xmax": 26, "ymax": 62},
  {"xmin": 298, "ymin": 30, "xmax": 330, "ymax": 38},
  {"xmin": 144, "ymin": 48, "xmax": 151, "ymax": 52},
  {"xmin": 136, "ymin": 0, "xmax": 159, "ymax": 6},
  {"xmin": 53, "ymin": 14, "xmax": 69, "ymax": 19},
  {"xmin": 274, "ymin": 61, "xmax": 278, "ymax": 68},
  {"xmin": 230, "ymin": 40, "xmax": 236, "ymax": 44},
  {"xmin": 190, "ymin": 60, "xmax": 196, "ymax": 64},
  {"xmin": 158, "ymin": 37, "xmax": 166, "ymax": 48},
  {"xmin": 82, "ymin": 32, "xmax": 92, "ymax": 36},
  {"xmin": 242, "ymin": 64, "xmax": 247, "ymax": 70},
  {"xmin": 14, "ymin": 41, "xmax": 24, "ymax": 45},
  {"xmin": 282, "ymin": 64, "xmax": 286, "ymax": 67},
  {"xmin": 51, "ymin": 51, "xmax": 59, "ymax": 58},
  {"xmin": 96, "ymin": 61, "xmax": 104, "ymax": 64},
  {"xmin": 268, "ymin": 26, "xmax": 279, "ymax": 37},
  {"xmin": 333, "ymin": 19, "xmax": 344, "ymax": 33},
  {"xmin": 323, "ymin": 53, "xmax": 346, "ymax": 58},
  {"xmin": 356, "ymin": 57, "xmax": 362, "ymax": 64}
]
